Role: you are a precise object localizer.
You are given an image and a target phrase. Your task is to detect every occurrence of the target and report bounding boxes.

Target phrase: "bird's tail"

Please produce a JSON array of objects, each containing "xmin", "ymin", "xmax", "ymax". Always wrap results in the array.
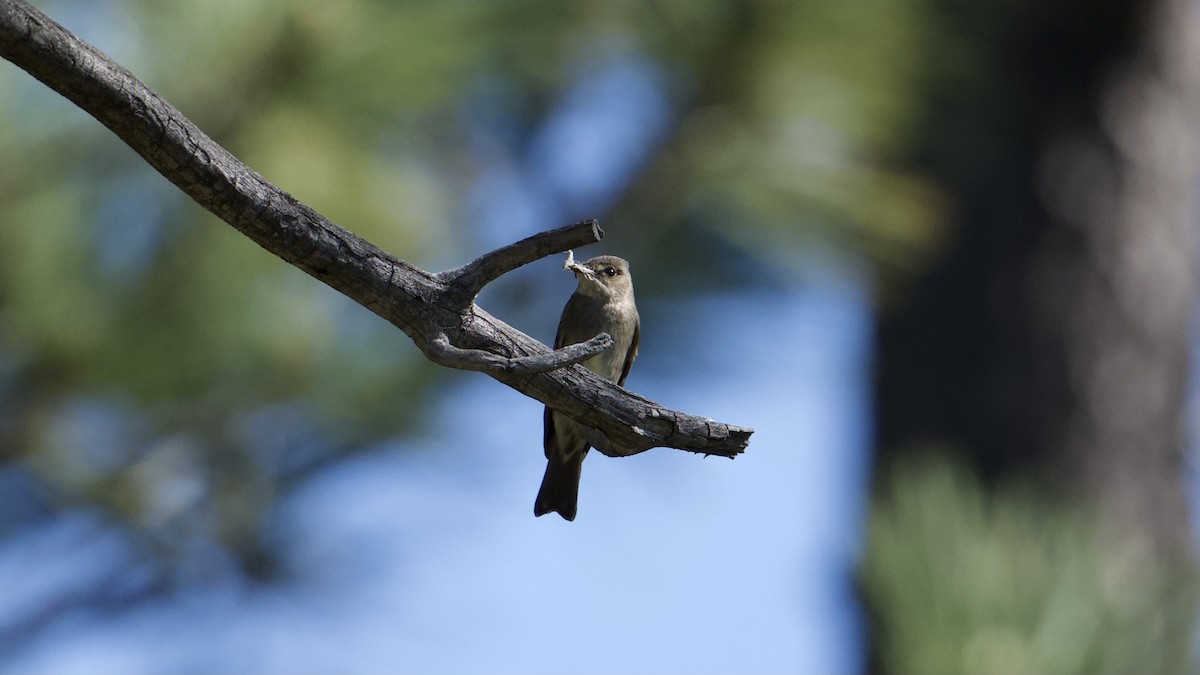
[{"xmin": 534, "ymin": 453, "xmax": 584, "ymax": 521}]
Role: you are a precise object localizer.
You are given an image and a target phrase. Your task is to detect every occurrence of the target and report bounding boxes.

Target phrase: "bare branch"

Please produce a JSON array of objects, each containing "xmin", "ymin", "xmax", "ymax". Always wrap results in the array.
[
  {"xmin": 0, "ymin": 0, "xmax": 754, "ymax": 458},
  {"xmin": 439, "ymin": 220, "xmax": 604, "ymax": 304},
  {"xmin": 427, "ymin": 332, "xmax": 614, "ymax": 375}
]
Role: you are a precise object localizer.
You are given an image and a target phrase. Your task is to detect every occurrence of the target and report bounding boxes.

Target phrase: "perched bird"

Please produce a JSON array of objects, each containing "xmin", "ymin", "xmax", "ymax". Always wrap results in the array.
[{"xmin": 535, "ymin": 253, "xmax": 640, "ymax": 521}]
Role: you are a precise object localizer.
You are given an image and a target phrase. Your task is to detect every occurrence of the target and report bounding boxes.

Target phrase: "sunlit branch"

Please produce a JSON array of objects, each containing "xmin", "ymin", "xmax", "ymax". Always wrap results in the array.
[{"xmin": 0, "ymin": 0, "xmax": 754, "ymax": 458}]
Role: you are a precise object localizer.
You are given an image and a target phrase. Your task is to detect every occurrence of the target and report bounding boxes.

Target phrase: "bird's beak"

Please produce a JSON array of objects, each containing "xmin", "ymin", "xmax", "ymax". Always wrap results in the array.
[{"xmin": 563, "ymin": 250, "xmax": 595, "ymax": 279}]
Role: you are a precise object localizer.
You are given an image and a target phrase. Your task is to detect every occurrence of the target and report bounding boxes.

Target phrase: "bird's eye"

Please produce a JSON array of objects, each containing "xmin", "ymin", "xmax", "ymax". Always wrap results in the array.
[{"xmin": 603, "ymin": 267, "xmax": 618, "ymax": 277}]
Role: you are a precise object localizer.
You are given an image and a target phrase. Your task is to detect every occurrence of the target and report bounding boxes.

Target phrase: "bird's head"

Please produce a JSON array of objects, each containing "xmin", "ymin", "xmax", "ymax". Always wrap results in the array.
[{"xmin": 565, "ymin": 253, "xmax": 634, "ymax": 301}]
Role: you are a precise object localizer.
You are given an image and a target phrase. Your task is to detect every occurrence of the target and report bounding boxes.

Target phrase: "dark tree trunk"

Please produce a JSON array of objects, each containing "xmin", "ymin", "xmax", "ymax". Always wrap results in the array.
[{"xmin": 876, "ymin": 0, "xmax": 1199, "ymax": 554}]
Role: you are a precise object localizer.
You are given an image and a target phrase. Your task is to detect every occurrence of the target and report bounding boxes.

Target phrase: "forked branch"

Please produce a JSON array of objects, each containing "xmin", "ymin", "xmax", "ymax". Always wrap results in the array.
[{"xmin": 0, "ymin": 0, "xmax": 753, "ymax": 458}]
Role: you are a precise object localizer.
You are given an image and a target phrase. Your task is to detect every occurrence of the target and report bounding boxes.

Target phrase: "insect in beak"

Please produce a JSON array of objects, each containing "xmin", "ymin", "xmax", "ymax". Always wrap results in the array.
[{"xmin": 563, "ymin": 250, "xmax": 595, "ymax": 278}]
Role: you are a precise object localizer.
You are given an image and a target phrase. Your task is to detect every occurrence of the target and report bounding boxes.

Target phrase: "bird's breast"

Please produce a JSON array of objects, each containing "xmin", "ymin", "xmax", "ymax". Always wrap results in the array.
[{"xmin": 581, "ymin": 343, "xmax": 626, "ymax": 382}]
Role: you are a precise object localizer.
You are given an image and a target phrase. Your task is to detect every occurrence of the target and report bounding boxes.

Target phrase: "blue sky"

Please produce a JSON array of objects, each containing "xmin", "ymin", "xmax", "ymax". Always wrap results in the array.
[
  {"xmin": 1, "ymin": 29, "xmax": 874, "ymax": 673},
  {"xmin": 5, "ymin": 280, "xmax": 872, "ymax": 674}
]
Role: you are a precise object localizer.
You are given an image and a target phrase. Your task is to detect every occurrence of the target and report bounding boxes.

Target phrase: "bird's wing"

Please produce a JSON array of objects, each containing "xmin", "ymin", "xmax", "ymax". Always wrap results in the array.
[
  {"xmin": 617, "ymin": 319, "xmax": 639, "ymax": 387},
  {"xmin": 542, "ymin": 405, "xmax": 557, "ymax": 459},
  {"xmin": 553, "ymin": 293, "xmax": 585, "ymax": 349}
]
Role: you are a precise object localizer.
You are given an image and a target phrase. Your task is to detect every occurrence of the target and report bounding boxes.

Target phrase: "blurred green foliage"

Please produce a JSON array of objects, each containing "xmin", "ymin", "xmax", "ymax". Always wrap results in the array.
[
  {"xmin": 2, "ymin": 0, "xmax": 1195, "ymax": 669},
  {"xmin": 863, "ymin": 453, "xmax": 1197, "ymax": 674},
  {"xmin": 0, "ymin": 0, "xmax": 947, "ymax": 567}
]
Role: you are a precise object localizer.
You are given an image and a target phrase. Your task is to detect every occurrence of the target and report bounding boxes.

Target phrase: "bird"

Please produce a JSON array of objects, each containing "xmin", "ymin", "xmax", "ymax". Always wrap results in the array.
[{"xmin": 534, "ymin": 253, "xmax": 640, "ymax": 521}]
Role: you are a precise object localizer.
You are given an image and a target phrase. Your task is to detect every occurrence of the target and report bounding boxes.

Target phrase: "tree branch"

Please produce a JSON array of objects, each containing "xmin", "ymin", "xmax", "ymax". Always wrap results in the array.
[
  {"xmin": 427, "ymin": 331, "xmax": 614, "ymax": 375},
  {"xmin": 438, "ymin": 219, "xmax": 605, "ymax": 304},
  {"xmin": 0, "ymin": 0, "xmax": 753, "ymax": 458}
]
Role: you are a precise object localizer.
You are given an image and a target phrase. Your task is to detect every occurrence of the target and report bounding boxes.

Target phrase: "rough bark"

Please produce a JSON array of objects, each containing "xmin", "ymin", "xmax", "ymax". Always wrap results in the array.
[{"xmin": 0, "ymin": 0, "xmax": 752, "ymax": 459}]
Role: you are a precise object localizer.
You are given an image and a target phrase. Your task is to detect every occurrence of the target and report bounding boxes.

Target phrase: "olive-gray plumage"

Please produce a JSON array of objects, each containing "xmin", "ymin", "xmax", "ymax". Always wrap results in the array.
[{"xmin": 535, "ymin": 255, "xmax": 639, "ymax": 521}]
